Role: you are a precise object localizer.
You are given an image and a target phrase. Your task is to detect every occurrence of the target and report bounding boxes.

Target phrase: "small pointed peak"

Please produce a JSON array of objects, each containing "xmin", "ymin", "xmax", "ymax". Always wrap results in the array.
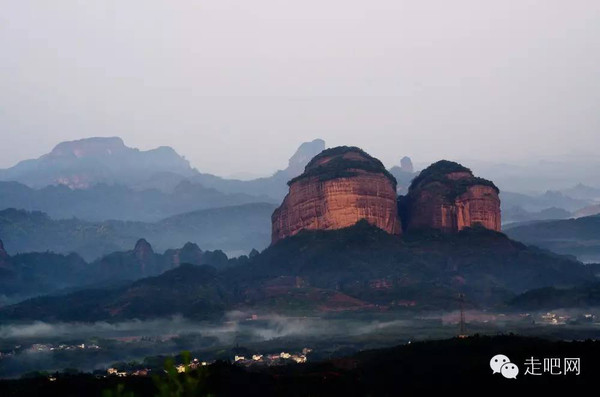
[
  {"xmin": 286, "ymin": 139, "xmax": 326, "ymax": 175},
  {"xmin": 134, "ymin": 238, "xmax": 154, "ymax": 254},
  {"xmin": 400, "ymin": 156, "xmax": 414, "ymax": 173},
  {"xmin": 249, "ymin": 248, "xmax": 260, "ymax": 258},
  {"xmin": 182, "ymin": 242, "xmax": 202, "ymax": 252}
]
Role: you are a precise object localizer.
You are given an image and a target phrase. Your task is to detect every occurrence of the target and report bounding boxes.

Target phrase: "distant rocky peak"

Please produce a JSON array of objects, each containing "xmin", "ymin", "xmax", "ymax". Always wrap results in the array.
[
  {"xmin": 400, "ymin": 156, "xmax": 414, "ymax": 173},
  {"xmin": 134, "ymin": 238, "xmax": 154, "ymax": 261},
  {"xmin": 48, "ymin": 137, "xmax": 128, "ymax": 159},
  {"xmin": 1, "ymin": 136, "xmax": 195, "ymax": 189},
  {"xmin": 181, "ymin": 242, "xmax": 202, "ymax": 252},
  {"xmin": 285, "ymin": 139, "xmax": 326, "ymax": 176}
]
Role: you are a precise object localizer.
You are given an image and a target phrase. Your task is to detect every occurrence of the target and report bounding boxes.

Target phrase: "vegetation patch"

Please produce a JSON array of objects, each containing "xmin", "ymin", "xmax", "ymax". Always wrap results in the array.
[{"xmin": 288, "ymin": 146, "xmax": 397, "ymax": 187}]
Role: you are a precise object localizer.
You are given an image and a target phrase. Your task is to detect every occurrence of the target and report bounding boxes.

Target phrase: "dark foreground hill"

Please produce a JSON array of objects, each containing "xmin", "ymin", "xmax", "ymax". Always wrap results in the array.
[
  {"xmin": 0, "ymin": 264, "xmax": 231, "ymax": 321},
  {"xmin": 0, "ymin": 203, "xmax": 274, "ymax": 261},
  {"xmin": 504, "ymin": 215, "xmax": 600, "ymax": 262},
  {"xmin": 227, "ymin": 222, "xmax": 592, "ymax": 310},
  {"xmin": 1, "ymin": 335, "xmax": 599, "ymax": 395},
  {"xmin": 1, "ymin": 222, "xmax": 593, "ymax": 321}
]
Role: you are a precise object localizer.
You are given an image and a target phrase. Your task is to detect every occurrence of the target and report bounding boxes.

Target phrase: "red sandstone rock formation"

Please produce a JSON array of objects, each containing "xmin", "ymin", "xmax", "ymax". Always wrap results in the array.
[
  {"xmin": 402, "ymin": 160, "xmax": 501, "ymax": 232},
  {"xmin": 272, "ymin": 147, "xmax": 401, "ymax": 243}
]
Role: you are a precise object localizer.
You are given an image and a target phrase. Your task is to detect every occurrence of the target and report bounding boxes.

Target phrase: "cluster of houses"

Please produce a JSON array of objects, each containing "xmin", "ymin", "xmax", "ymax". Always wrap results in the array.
[
  {"xmin": 105, "ymin": 348, "xmax": 313, "ymax": 378},
  {"xmin": 539, "ymin": 312, "xmax": 595, "ymax": 325},
  {"xmin": 27, "ymin": 343, "xmax": 100, "ymax": 352},
  {"xmin": 233, "ymin": 348, "xmax": 312, "ymax": 367},
  {"xmin": 107, "ymin": 367, "xmax": 150, "ymax": 377}
]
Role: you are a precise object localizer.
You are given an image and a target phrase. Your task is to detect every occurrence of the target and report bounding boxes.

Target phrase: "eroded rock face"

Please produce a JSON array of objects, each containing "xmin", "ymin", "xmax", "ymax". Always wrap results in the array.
[
  {"xmin": 272, "ymin": 147, "xmax": 401, "ymax": 243},
  {"xmin": 401, "ymin": 160, "xmax": 501, "ymax": 232}
]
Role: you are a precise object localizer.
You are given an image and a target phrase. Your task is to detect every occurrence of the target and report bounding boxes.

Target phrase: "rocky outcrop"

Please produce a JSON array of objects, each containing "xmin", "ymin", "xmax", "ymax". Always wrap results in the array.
[
  {"xmin": 389, "ymin": 156, "xmax": 417, "ymax": 195},
  {"xmin": 400, "ymin": 156, "xmax": 414, "ymax": 173},
  {"xmin": 134, "ymin": 238, "xmax": 154, "ymax": 263},
  {"xmin": 272, "ymin": 147, "xmax": 401, "ymax": 243},
  {"xmin": 400, "ymin": 160, "xmax": 501, "ymax": 232},
  {"xmin": 49, "ymin": 137, "xmax": 129, "ymax": 159},
  {"xmin": 285, "ymin": 139, "xmax": 326, "ymax": 177}
]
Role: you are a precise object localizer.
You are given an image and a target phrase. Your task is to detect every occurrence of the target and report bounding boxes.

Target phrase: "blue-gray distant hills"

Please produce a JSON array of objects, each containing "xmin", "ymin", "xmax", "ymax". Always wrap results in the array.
[
  {"xmin": 1, "ymin": 136, "xmax": 593, "ymax": 225},
  {"xmin": 0, "ymin": 203, "xmax": 275, "ymax": 261},
  {"xmin": 0, "ymin": 137, "xmax": 196, "ymax": 189},
  {"xmin": 0, "ymin": 136, "xmax": 325, "ymax": 198},
  {"xmin": 0, "ymin": 180, "xmax": 276, "ymax": 222},
  {"xmin": 0, "ymin": 137, "xmax": 328, "ymax": 221},
  {"xmin": 0, "ymin": 236, "xmax": 236, "ymax": 305},
  {"xmin": 504, "ymin": 214, "xmax": 600, "ymax": 263}
]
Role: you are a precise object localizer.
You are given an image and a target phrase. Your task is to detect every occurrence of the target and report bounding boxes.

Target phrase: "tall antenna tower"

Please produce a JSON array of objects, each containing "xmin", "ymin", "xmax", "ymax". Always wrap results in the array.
[{"xmin": 458, "ymin": 293, "xmax": 467, "ymax": 338}]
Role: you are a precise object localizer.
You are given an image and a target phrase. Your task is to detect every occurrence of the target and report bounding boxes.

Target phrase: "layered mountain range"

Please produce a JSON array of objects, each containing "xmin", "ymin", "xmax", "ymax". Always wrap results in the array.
[
  {"xmin": 505, "ymin": 214, "xmax": 600, "ymax": 263},
  {"xmin": 1, "ymin": 222, "xmax": 593, "ymax": 321},
  {"xmin": 1, "ymin": 136, "xmax": 595, "ymax": 226},
  {"xmin": 0, "ymin": 237, "xmax": 232, "ymax": 304},
  {"xmin": 0, "ymin": 137, "xmax": 326, "ymax": 198},
  {"xmin": 0, "ymin": 137, "xmax": 195, "ymax": 189},
  {"xmin": 0, "ymin": 204, "xmax": 274, "ymax": 261},
  {"xmin": 1, "ymin": 145, "xmax": 596, "ymax": 320}
]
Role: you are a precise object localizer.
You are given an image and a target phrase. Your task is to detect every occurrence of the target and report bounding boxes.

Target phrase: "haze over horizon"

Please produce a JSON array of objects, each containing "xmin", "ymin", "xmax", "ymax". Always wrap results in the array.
[{"xmin": 2, "ymin": 1, "xmax": 600, "ymax": 177}]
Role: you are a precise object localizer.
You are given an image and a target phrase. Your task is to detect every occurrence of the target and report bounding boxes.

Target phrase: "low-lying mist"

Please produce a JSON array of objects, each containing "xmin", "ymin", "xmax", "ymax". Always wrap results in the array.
[{"xmin": 1, "ymin": 308, "xmax": 599, "ymax": 379}]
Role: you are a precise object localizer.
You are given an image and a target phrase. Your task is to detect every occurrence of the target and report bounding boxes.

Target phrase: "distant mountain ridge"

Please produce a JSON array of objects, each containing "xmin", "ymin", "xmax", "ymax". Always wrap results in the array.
[
  {"xmin": 0, "ymin": 138, "xmax": 329, "ymax": 221},
  {"xmin": 0, "ymin": 180, "xmax": 273, "ymax": 222},
  {"xmin": 0, "ymin": 137, "xmax": 327, "ymax": 198},
  {"xmin": 504, "ymin": 214, "xmax": 600, "ymax": 263},
  {"xmin": 0, "ymin": 203, "xmax": 275, "ymax": 261},
  {"xmin": 0, "ymin": 137, "xmax": 195, "ymax": 189}
]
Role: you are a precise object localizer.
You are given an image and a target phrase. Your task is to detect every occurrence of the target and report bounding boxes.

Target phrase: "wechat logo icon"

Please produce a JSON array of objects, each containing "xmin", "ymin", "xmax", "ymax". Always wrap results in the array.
[{"xmin": 490, "ymin": 354, "xmax": 519, "ymax": 379}]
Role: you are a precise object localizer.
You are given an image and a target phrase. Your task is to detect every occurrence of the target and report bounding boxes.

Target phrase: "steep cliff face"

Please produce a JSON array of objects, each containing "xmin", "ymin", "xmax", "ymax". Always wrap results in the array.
[
  {"xmin": 272, "ymin": 147, "xmax": 401, "ymax": 243},
  {"xmin": 401, "ymin": 160, "xmax": 501, "ymax": 232}
]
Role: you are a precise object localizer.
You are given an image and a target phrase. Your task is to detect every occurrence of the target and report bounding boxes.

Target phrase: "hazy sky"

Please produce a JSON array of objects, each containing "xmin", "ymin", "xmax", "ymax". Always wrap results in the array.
[{"xmin": 2, "ymin": 1, "xmax": 600, "ymax": 176}]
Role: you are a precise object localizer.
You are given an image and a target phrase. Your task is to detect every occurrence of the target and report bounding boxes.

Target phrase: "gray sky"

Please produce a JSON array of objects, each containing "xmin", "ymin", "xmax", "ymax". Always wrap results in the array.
[{"xmin": 1, "ymin": 0, "xmax": 600, "ymax": 177}]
